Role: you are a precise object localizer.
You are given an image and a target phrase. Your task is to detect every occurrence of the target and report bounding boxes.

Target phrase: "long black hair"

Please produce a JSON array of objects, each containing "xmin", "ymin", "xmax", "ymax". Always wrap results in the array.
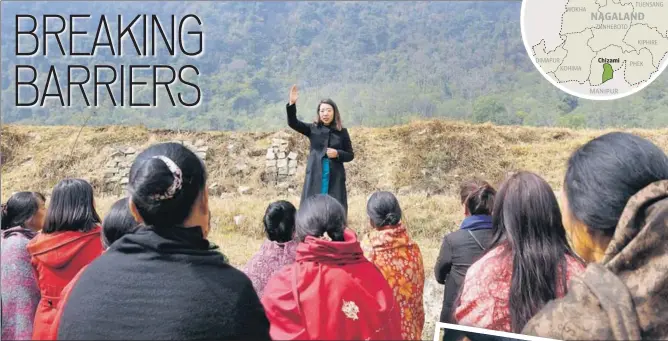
[
  {"xmin": 295, "ymin": 194, "xmax": 346, "ymax": 242},
  {"xmin": 102, "ymin": 198, "xmax": 139, "ymax": 248},
  {"xmin": 489, "ymin": 171, "xmax": 582, "ymax": 333},
  {"xmin": 565, "ymin": 132, "xmax": 668, "ymax": 234},
  {"xmin": 43, "ymin": 179, "xmax": 101, "ymax": 233},
  {"xmin": 263, "ymin": 200, "xmax": 296, "ymax": 243},
  {"xmin": 128, "ymin": 142, "xmax": 207, "ymax": 227},
  {"xmin": 1, "ymin": 191, "xmax": 46, "ymax": 230}
]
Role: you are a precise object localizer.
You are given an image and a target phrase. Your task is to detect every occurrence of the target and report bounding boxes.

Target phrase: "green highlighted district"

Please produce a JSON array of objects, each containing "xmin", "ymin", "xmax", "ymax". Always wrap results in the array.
[{"xmin": 602, "ymin": 63, "xmax": 614, "ymax": 84}]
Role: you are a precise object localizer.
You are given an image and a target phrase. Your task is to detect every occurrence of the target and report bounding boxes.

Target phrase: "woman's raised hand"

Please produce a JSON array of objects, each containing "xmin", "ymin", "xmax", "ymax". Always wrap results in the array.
[{"xmin": 289, "ymin": 85, "xmax": 299, "ymax": 105}]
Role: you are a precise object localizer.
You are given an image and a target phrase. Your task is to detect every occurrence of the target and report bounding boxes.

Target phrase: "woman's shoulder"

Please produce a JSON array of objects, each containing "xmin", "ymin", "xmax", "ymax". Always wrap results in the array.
[
  {"xmin": 522, "ymin": 267, "xmax": 615, "ymax": 340},
  {"xmin": 1, "ymin": 232, "xmax": 31, "ymax": 256},
  {"xmin": 443, "ymin": 228, "xmax": 468, "ymax": 243},
  {"xmin": 261, "ymin": 263, "xmax": 295, "ymax": 295},
  {"xmin": 467, "ymin": 246, "xmax": 509, "ymax": 280},
  {"xmin": 2, "ymin": 231, "xmax": 31, "ymax": 243}
]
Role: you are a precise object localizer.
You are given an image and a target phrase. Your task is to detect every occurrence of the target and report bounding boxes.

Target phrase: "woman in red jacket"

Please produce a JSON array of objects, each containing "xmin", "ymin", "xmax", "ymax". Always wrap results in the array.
[
  {"xmin": 261, "ymin": 194, "xmax": 403, "ymax": 340},
  {"xmin": 27, "ymin": 178, "xmax": 104, "ymax": 340},
  {"xmin": 46, "ymin": 197, "xmax": 141, "ymax": 340}
]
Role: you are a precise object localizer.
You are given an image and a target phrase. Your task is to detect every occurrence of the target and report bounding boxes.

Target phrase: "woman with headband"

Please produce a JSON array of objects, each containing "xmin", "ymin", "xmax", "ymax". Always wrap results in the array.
[{"xmin": 56, "ymin": 143, "xmax": 271, "ymax": 340}]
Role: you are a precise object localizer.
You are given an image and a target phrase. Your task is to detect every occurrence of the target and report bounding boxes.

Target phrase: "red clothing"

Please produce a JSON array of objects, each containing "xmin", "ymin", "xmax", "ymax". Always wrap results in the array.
[
  {"xmin": 44, "ymin": 265, "xmax": 87, "ymax": 340},
  {"xmin": 27, "ymin": 226, "xmax": 103, "ymax": 340},
  {"xmin": 454, "ymin": 245, "xmax": 585, "ymax": 332},
  {"xmin": 261, "ymin": 229, "xmax": 403, "ymax": 340}
]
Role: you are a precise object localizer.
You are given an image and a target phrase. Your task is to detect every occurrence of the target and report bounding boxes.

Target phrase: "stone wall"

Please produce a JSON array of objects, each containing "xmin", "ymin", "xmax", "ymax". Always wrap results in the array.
[
  {"xmin": 103, "ymin": 140, "xmax": 209, "ymax": 194},
  {"xmin": 265, "ymin": 137, "xmax": 299, "ymax": 189}
]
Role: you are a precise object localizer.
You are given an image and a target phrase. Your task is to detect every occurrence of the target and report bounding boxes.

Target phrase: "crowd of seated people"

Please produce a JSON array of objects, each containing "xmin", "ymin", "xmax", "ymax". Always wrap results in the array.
[{"xmin": 1, "ymin": 131, "xmax": 666, "ymax": 340}]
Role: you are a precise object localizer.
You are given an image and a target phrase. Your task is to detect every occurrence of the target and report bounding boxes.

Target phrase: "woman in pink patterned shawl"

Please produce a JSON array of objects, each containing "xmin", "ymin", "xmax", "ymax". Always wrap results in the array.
[
  {"xmin": 243, "ymin": 200, "xmax": 298, "ymax": 297},
  {"xmin": 1, "ymin": 192, "xmax": 47, "ymax": 340}
]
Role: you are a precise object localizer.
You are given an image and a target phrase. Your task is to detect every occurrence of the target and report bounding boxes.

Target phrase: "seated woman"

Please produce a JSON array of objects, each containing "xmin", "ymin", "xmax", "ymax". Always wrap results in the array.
[
  {"xmin": 1, "ymin": 192, "xmax": 46, "ymax": 340},
  {"xmin": 56, "ymin": 143, "xmax": 271, "ymax": 340},
  {"xmin": 243, "ymin": 200, "xmax": 299, "ymax": 297},
  {"xmin": 362, "ymin": 191, "xmax": 425, "ymax": 340},
  {"xmin": 435, "ymin": 179, "xmax": 496, "ymax": 329},
  {"xmin": 27, "ymin": 179, "xmax": 104, "ymax": 340},
  {"xmin": 454, "ymin": 171, "xmax": 585, "ymax": 333},
  {"xmin": 522, "ymin": 132, "xmax": 668, "ymax": 340},
  {"xmin": 99, "ymin": 197, "xmax": 141, "ymax": 248},
  {"xmin": 47, "ymin": 197, "xmax": 140, "ymax": 339},
  {"xmin": 261, "ymin": 194, "xmax": 403, "ymax": 340}
]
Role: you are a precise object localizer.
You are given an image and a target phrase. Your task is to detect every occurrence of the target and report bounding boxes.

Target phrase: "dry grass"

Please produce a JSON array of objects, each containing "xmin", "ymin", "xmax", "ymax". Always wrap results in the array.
[
  {"xmin": 3, "ymin": 120, "xmax": 668, "ymax": 340},
  {"xmin": 4, "ymin": 119, "xmax": 665, "ymax": 264},
  {"xmin": 3, "ymin": 120, "xmax": 667, "ymax": 238},
  {"xmin": 4, "ymin": 119, "xmax": 667, "ymax": 275}
]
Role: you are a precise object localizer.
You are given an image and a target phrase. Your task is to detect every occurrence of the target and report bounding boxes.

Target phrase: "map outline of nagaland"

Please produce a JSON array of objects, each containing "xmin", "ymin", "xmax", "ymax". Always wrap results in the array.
[{"xmin": 521, "ymin": 0, "xmax": 668, "ymax": 100}]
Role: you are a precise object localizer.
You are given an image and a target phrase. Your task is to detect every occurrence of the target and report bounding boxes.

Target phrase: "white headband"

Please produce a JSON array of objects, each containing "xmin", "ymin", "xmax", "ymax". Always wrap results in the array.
[{"xmin": 148, "ymin": 156, "xmax": 183, "ymax": 201}]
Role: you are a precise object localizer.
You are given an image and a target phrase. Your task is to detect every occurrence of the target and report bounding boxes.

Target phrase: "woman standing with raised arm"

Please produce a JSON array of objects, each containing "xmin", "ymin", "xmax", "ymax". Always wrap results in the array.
[{"xmin": 286, "ymin": 85, "xmax": 354, "ymax": 213}]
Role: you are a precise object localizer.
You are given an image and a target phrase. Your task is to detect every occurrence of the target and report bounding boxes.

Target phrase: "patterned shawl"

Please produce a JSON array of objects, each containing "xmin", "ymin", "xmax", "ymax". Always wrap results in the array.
[
  {"xmin": 362, "ymin": 224, "xmax": 426, "ymax": 340},
  {"xmin": 1, "ymin": 227, "xmax": 40, "ymax": 340},
  {"xmin": 243, "ymin": 239, "xmax": 298, "ymax": 297},
  {"xmin": 523, "ymin": 180, "xmax": 668, "ymax": 340}
]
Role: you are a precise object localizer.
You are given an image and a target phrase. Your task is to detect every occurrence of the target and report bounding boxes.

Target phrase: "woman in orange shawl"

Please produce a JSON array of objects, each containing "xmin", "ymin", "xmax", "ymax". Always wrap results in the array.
[{"xmin": 362, "ymin": 191, "xmax": 425, "ymax": 340}]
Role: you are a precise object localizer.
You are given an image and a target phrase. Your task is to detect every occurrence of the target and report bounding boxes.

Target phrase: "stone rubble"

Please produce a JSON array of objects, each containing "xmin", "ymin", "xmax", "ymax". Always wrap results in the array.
[
  {"xmin": 102, "ymin": 135, "xmax": 299, "ymax": 195},
  {"xmin": 264, "ymin": 137, "xmax": 299, "ymax": 188},
  {"xmin": 103, "ymin": 140, "xmax": 209, "ymax": 194}
]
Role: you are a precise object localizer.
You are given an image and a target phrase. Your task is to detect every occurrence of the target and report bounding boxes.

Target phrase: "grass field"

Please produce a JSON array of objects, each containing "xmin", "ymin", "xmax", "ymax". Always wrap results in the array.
[{"xmin": 3, "ymin": 120, "xmax": 668, "ymax": 340}]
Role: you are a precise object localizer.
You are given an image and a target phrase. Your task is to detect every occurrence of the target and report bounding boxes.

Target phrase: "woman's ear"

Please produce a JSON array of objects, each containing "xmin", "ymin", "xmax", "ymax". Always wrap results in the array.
[
  {"xmin": 463, "ymin": 203, "xmax": 470, "ymax": 217},
  {"xmin": 128, "ymin": 198, "xmax": 145, "ymax": 224}
]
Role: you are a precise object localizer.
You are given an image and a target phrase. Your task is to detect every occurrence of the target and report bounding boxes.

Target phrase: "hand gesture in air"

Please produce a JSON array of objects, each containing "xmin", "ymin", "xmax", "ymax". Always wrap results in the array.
[{"xmin": 289, "ymin": 85, "xmax": 299, "ymax": 105}]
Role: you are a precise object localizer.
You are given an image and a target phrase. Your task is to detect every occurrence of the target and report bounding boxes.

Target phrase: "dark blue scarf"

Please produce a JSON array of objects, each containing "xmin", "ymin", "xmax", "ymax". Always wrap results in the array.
[{"xmin": 459, "ymin": 215, "xmax": 493, "ymax": 230}]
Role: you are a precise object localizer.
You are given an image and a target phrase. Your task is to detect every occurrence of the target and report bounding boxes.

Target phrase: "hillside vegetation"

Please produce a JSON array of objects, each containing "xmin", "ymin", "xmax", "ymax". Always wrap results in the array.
[
  {"xmin": 2, "ymin": 2, "xmax": 668, "ymax": 130},
  {"xmin": 3, "ymin": 121, "xmax": 668, "ymax": 240}
]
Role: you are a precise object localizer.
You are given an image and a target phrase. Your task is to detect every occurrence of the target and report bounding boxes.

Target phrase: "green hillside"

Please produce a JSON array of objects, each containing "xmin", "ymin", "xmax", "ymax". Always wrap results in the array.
[{"xmin": 2, "ymin": 1, "xmax": 668, "ymax": 130}]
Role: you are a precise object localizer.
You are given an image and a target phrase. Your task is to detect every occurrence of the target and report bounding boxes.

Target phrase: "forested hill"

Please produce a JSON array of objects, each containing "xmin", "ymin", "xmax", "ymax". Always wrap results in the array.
[{"xmin": 2, "ymin": 1, "xmax": 667, "ymax": 131}]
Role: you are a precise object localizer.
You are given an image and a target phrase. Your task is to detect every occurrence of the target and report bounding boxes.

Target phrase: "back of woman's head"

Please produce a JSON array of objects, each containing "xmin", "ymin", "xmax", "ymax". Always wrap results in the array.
[
  {"xmin": 43, "ymin": 179, "xmax": 101, "ymax": 233},
  {"xmin": 565, "ymin": 132, "xmax": 668, "ymax": 234},
  {"xmin": 128, "ymin": 142, "xmax": 207, "ymax": 227},
  {"xmin": 102, "ymin": 198, "xmax": 139, "ymax": 248},
  {"xmin": 295, "ymin": 194, "xmax": 346, "ymax": 242},
  {"xmin": 491, "ymin": 171, "xmax": 578, "ymax": 333},
  {"xmin": 1, "ymin": 192, "xmax": 46, "ymax": 230},
  {"xmin": 264, "ymin": 200, "xmax": 296, "ymax": 243},
  {"xmin": 366, "ymin": 191, "xmax": 402, "ymax": 228},
  {"xmin": 459, "ymin": 179, "xmax": 496, "ymax": 215}
]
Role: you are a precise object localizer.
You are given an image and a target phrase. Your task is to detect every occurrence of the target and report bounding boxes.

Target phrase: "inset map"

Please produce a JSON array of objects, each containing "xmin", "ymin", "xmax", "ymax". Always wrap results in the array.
[{"xmin": 521, "ymin": 0, "xmax": 668, "ymax": 100}]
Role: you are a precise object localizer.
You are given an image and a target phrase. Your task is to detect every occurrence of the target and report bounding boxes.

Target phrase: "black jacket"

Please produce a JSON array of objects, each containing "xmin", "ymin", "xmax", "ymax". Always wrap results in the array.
[
  {"xmin": 434, "ymin": 221, "xmax": 495, "ymax": 323},
  {"xmin": 57, "ymin": 226, "xmax": 271, "ymax": 340},
  {"xmin": 286, "ymin": 103, "xmax": 354, "ymax": 212}
]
